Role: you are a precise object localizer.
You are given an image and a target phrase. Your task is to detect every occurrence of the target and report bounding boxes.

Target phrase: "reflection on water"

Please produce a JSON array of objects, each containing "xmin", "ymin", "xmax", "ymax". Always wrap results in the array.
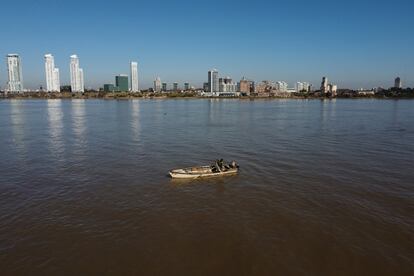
[
  {"xmin": 130, "ymin": 100, "xmax": 141, "ymax": 142},
  {"xmin": 10, "ymin": 100, "xmax": 26, "ymax": 157},
  {"xmin": 71, "ymin": 99, "xmax": 86, "ymax": 143},
  {"xmin": 320, "ymin": 98, "xmax": 337, "ymax": 128},
  {"xmin": 47, "ymin": 100, "xmax": 64, "ymax": 156}
]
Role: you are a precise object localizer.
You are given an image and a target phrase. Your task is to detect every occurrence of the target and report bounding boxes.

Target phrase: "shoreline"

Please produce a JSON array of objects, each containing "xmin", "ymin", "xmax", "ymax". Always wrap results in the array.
[
  {"xmin": 1, "ymin": 96, "xmax": 414, "ymax": 101},
  {"xmin": 1, "ymin": 90, "xmax": 414, "ymax": 100}
]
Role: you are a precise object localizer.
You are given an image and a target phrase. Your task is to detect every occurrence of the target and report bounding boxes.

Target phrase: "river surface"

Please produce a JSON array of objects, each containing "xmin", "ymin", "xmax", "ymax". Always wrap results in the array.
[{"xmin": 0, "ymin": 99, "xmax": 413, "ymax": 275}]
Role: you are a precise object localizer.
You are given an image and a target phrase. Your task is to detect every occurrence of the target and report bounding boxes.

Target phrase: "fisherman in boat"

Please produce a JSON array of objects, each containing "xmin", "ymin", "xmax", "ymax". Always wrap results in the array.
[
  {"xmin": 220, "ymin": 159, "xmax": 229, "ymax": 171},
  {"xmin": 211, "ymin": 159, "xmax": 226, "ymax": 172},
  {"xmin": 211, "ymin": 160, "xmax": 220, "ymax": 172}
]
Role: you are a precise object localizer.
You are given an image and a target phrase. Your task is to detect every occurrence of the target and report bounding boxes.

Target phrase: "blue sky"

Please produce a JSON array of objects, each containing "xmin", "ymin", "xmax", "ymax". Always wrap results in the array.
[{"xmin": 1, "ymin": 0, "xmax": 413, "ymax": 89}]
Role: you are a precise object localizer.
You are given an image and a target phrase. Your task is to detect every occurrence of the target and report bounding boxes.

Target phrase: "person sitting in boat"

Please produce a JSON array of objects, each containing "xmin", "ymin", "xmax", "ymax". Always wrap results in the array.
[
  {"xmin": 211, "ymin": 160, "xmax": 221, "ymax": 172},
  {"xmin": 231, "ymin": 161, "xmax": 238, "ymax": 168},
  {"xmin": 218, "ymin": 159, "xmax": 225, "ymax": 170}
]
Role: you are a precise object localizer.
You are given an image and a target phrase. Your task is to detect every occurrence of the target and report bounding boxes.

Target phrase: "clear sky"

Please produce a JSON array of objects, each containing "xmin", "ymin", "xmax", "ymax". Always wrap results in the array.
[{"xmin": 1, "ymin": 0, "xmax": 413, "ymax": 90}]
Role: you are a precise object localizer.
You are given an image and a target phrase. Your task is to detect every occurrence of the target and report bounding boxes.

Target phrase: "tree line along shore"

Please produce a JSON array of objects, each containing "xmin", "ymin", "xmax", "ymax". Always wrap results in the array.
[{"xmin": 1, "ymin": 88, "xmax": 413, "ymax": 100}]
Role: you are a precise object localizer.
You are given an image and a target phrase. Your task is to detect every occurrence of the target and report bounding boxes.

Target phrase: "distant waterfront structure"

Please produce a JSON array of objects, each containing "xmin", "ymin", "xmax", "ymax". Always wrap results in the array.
[
  {"xmin": 162, "ymin": 83, "xmax": 167, "ymax": 92},
  {"xmin": 256, "ymin": 81, "xmax": 275, "ymax": 94},
  {"xmin": 278, "ymin": 81, "xmax": 289, "ymax": 92},
  {"xmin": 394, "ymin": 77, "xmax": 402, "ymax": 89},
  {"xmin": 173, "ymin": 82, "xmax": 179, "ymax": 91},
  {"xmin": 103, "ymin": 84, "xmax": 116, "ymax": 92},
  {"xmin": 329, "ymin": 84, "xmax": 338, "ymax": 96},
  {"xmin": 44, "ymin": 54, "xmax": 60, "ymax": 92},
  {"xmin": 116, "ymin": 75, "xmax": 129, "ymax": 91},
  {"xmin": 154, "ymin": 77, "xmax": 162, "ymax": 92},
  {"xmin": 70, "ymin": 55, "xmax": 84, "ymax": 92},
  {"xmin": 208, "ymin": 69, "xmax": 219, "ymax": 92},
  {"xmin": 320, "ymin": 77, "xmax": 337, "ymax": 96},
  {"xmin": 130, "ymin": 61, "xmax": 139, "ymax": 92},
  {"xmin": 296, "ymin": 82, "xmax": 310, "ymax": 93},
  {"xmin": 239, "ymin": 77, "xmax": 252, "ymax": 94},
  {"xmin": 321, "ymin": 77, "xmax": 328, "ymax": 94},
  {"xmin": 6, "ymin": 54, "xmax": 24, "ymax": 93},
  {"xmin": 219, "ymin": 76, "xmax": 237, "ymax": 92},
  {"xmin": 184, "ymin": 82, "xmax": 190, "ymax": 91}
]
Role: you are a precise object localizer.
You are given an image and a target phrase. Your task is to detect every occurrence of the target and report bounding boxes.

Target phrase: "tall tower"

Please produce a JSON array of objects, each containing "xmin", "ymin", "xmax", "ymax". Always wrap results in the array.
[
  {"xmin": 44, "ymin": 54, "xmax": 60, "ymax": 92},
  {"xmin": 394, "ymin": 77, "xmax": 402, "ymax": 89},
  {"xmin": 6, "ymin": 54, "xmax": 24, "ymax": 92},
  {"xmin": 130, "ymin": 61, "xmax": 139, "ymax": 92},
  {"xmin": 53, "ymin": 68, "xmax": 60, "ymax": 92},
  {"xmin": 208, "ymin": 69, "xmax": 219, "ymax": 92},
  {"xmin": 154, "ymin": 77, "xmax": 162, "ymax": 92},
  {"xmin": 321, "ymin": 77, "xmax": 328, "ymax": 94},
  {"xmin": 70, "ymin": 55, "xmax": 84, "ymax": 92}
]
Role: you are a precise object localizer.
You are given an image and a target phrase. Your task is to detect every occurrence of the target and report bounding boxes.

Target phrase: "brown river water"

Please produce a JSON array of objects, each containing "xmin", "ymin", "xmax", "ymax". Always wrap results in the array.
[{"xmin": 0, "ymin": 99, "xmax": 413, "ymax": 275}]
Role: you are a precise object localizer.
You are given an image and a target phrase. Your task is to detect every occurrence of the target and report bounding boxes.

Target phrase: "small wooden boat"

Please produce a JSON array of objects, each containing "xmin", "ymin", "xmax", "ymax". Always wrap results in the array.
[{"xmin": 169, "ymin": 165, "xmax": 239, "ymax": 179}]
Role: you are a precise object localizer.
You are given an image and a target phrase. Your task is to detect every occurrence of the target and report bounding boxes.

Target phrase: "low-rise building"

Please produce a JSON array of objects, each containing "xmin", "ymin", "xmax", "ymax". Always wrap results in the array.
[
  {"xmin": 239, "ymin": 77, "xmax": 253, "ymax": 95},
  {"xmin": 116, "ymin": 75, "xmax": 129, "ymax": 92},
  {"xmin": 103, "ymin": 84, "xmax": 117, "ymax": 92}
]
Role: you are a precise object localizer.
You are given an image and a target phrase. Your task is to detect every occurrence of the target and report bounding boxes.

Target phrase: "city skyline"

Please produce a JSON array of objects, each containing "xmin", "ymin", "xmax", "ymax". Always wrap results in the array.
[
  {"xmin": 1, "ymin": 53, "xmax": 410, "ymax": 92},
  {"xmin": 0, "ymin": 0, "xmax": 413, "ymax": 89}
]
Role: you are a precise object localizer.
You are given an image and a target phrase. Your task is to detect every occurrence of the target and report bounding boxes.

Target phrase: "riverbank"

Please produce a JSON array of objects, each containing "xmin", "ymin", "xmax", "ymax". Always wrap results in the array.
[{"xmin": 1, "ymin": 90, "xmax": 414, "ymax": 100}]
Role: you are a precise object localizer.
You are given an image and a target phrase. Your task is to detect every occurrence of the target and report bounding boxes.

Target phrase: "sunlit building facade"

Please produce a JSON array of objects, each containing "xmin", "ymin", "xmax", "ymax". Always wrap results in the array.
[
  {"xmin": 44, "ymin": 54, "xmax": 60, "ymax": 92},
  {"xmin": 130, "ymin": 61, "xmax": 139, "ymax": 92},
  {"xmin": 70, "ymin": 55, "xmax": 84, "ymax": 92},
  {"xmin": 154, "ymin": 77, "xmax": 162, "ymax": 92},
  {"xmin": 6, "ymin": 54, "xmax": 24, "ymax": 92}
]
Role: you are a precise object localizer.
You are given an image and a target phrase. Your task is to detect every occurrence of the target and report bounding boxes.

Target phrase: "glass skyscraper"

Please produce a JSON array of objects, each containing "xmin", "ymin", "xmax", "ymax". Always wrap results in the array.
[
  {"xmin": 208, "ymin": 69, "xmax": 219, "ymax": 92},
  {"xmin": 116, "ymin": 75, "xmax": 129, "ymax": 92}
]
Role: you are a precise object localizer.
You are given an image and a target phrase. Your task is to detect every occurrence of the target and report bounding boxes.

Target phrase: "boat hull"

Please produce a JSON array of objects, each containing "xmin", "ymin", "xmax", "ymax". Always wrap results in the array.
[{"xmin": 169, "ymin": 166, "xmax": 238, "ymax": 179}]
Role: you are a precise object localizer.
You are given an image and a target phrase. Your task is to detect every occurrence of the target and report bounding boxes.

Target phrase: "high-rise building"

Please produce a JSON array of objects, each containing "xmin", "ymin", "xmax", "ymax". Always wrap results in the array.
[
  {"xmin": 54, "ymin": 69, "xmax": 60, "ymax": 92},
  {"xmin": 130, "ymin": 61, "xmax": 139, "ymax": 92},
  {"xmin": 6, "ymin": 54, "xmax": 24, "ymax": 92},
  {"xmin": 208, "ymin": 69, "xmax": 219, "ymax": 92},
  {"xmin": 162, "ymin": 83, "xmax": 167, "ymax": 91},
  {"xmin": 173, "ymin": 82, "xmax": 179, "ymax": 91},
  {"xmin": 331, "ymin": 84, "xmax": 338, "ymax": 96},
  {"xmin": 44, "ymin": 54, "xmax": 60, "ymax": 92},
  {"xmin": 116, "ymin": 75, "xmax": 129, "ymax": 91},
  {"xmin": 79, "ymin": 68, "xmax": 84, "ymax": 92},
  {"xmin": 70, "ymin": 55, "xmax": 84, "ymax": 92},
  {"xmin": 320, "ymin": 77, "xmax": 337, "ymax": 96},
  {"xmin": 394, "ymin": 77, "xmax": 402, "ymax": 89},
  {"xmin": 154, "ymin": 77, "xmax": 162, "ymax": 92},
  {"xmin": 184, "ymin": 83, "xmax": 190, "ymax": 90},
  {"xmin": 321, "ymin": 77, "xmax": 328, "ymax": 94}
]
